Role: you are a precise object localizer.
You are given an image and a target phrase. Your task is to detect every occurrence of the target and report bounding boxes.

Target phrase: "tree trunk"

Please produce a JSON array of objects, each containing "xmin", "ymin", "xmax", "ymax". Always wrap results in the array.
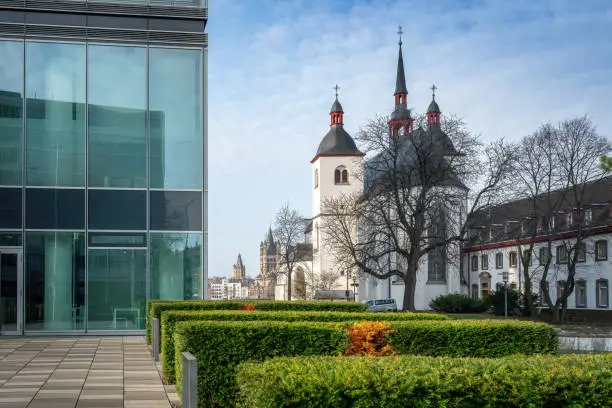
[
  {"xmin": 550, "ymin": 304, "xmax": 561, "ymax": 324},
  {"xmin": 402, "ymin": 273, "xmax": 416, "ymax": 311},
  {"xmin": 522, "ymin": 270, "xmax": 536, "ymax": 317},
  {"xmin": 287, "ymin": 269, "xmax": 292, "ymax": 301}
]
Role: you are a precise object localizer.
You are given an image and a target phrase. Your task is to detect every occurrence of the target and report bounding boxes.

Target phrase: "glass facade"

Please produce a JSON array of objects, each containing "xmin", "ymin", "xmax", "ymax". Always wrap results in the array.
[{"xmin": 0, "ymin": 38, "xmax": 205, "ymax": 333}]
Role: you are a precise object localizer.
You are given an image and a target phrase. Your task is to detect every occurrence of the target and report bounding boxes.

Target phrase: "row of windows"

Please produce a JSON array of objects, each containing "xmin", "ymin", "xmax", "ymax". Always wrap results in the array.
[
  {"xmin": 471, "ymin": 240, "xmax": 609, "ymax": 271},
  {"xmin": 313, "ymin": 166, "xmax": 349, "ymax": 189},
  {"xmin": 0, "ymin": 188, "xmax": 202, "ymax": 231},
  {"xmin": 554, "ymin": 279, "xmax": 608, "ymax": 308},
  {"xmin": 0, "ymin": 40, "xmax": 203, "ymax": 190}
]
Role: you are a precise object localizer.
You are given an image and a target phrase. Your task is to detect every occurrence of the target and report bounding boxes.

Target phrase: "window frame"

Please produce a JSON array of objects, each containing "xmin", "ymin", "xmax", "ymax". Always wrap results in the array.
[
  {"xmin": 575, "ymin": 242, "xmax": 586, "ymax": 263},
  {"xmin": 481, "ymin": 254, "xmax": 489, "ymax": 270},
  {"xmin": 495, "ymin": 253, "xmax": 503, "ymax": 269},
  {"xmin": 509, "ymin": 251, "xmax": 517, "ymax": 268},
  {"xmin": 595, "ymin": 240, "xmax": 608, "ymax": 261},
  {"xmin": 596, "ymin": 279, "xmax": 609, "ymax": 308},
  {"xmin": 575, "ymin": 279, "xmax": 587, "ymax": 308},
  {"xmin": 539, "ymin": 247, "xmax": 550, "ymax": 265},
  {"xmin": 556, "ymin": 245, "xmax": 567, "ymax": 264},
  {"xmin": 471, "ymin": 255, "xmax": 478, "ymax": 271}
]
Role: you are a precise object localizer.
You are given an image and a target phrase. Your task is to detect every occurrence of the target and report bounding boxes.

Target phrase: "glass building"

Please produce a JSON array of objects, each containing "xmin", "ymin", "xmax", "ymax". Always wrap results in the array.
[{"xmin": 0, "ymin": 0, "xmax": 208, "ymax": 334}]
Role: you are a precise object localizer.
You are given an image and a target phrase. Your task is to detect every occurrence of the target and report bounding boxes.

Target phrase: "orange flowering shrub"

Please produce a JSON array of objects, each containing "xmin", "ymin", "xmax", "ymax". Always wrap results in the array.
[
  {"xmin": 240, "ymin": 303, "xmax": 256, "ymax": 311},
  {"xmin": 345, "ymin": 321, "xmax": 395, "ymax": 356}
]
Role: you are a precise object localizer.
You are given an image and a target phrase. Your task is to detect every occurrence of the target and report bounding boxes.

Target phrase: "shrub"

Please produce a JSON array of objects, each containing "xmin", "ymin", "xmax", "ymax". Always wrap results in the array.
[
  {"xmin": 345, "ymin": 321, "xmax": 395, "ymax": 356},
  {"xmin": 146, "ymin": 299, "xmax": 367, "ymax": 344},
  {"xmin": 428, "ymin": 293, "xmax": 490, "ymax": 313},
  {"xmin": 161, "ymin": 309, "xmax": 447, "ymax": 382},
  {"xmin": 387, "ymin": 320, "xmax": 558, "ymax": 357},
  {"xmin": 173, "ymin": 320, "xmax": 348, "ymax": 408},
  {"xmin": 236, "ymin": 354, "xmax": 612, "ymax": 408},
  {"xmin": 488, "ymin": 287, "xmax": 522, "ymax": 316}
]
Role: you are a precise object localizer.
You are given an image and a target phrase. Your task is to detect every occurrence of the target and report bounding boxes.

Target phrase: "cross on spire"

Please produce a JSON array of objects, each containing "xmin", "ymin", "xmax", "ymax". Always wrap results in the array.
[
  {"xmin": 333, "ymin": 84, "xmax": 340, "ymax": 99},
  {"xmin": 397, "ymin": 25, "xmax": 403, "ymax": 45},
  {"xmin": 431, "ymin": 84, "xmax": 437, "ymax": 99}
]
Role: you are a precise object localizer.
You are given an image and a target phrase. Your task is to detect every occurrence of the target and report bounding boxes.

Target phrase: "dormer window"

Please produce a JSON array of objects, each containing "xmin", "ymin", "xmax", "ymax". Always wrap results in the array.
[
  {"xmin": 334, "ymin": 166, "xmax": 349, "ymax": 184},
  {"xmin": 585, "ymin": 209, "xmax": 593, "ymax": 225}
]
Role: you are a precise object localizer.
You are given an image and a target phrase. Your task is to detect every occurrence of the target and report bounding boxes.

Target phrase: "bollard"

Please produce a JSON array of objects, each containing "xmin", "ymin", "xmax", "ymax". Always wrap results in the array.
[
  {"xmin": 152, "ymin": 317, "xmax": 160, "ymax": 362},
  {"xmin": 182, "ymin": 352, "xmax": 198, "ymax": 408}
]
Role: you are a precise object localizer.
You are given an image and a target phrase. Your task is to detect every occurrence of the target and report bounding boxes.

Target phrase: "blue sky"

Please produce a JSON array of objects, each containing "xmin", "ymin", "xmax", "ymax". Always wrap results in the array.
[{"xmin": 207, "ymin": 0, "xmax": 612, "ymax": 278}]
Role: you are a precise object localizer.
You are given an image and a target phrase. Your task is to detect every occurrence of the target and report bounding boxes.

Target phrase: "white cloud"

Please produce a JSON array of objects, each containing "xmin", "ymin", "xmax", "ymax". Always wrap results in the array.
[{"xmin": 207, "ymin": 0, "xmax": 612, "ymax": 278}]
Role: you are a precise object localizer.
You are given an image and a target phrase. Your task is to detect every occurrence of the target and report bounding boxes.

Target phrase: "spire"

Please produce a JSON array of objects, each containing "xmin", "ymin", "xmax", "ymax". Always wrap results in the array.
[
  {"xmin": 394, "ymin": 25, "xmax": 408, "ymax": 96},
  {"xmin": 426, "ymin": 84, "xmax": 441, "ymax": 125},
  {"xmin": 389, "ymin": 25, "xmax": 413, "ymax": 138},
  {"xmin": 267, "ymin": 226, "xmax": 274, "ymax": 243},
  {"xmin": 236, "ymin": 253, "xmax": 244, "ymax": 268},
  {"xmin": 330, "ymin": 84, "xmax": 344, "ymax": 126}
]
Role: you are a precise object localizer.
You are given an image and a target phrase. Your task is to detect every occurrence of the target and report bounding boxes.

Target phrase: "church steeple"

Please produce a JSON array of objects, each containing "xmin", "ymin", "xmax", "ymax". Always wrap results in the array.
[
  {"xmin": 394, "ymin": 27, "xmax": 408, "ymax": 104},
  {"xmin": 389, "ymin": 25, "xmax": 413, "ymax": 137},
  {"xmin": 330, "ymin": 84, "xmax": 344, "ymax": 126},
  {"xmin": 426, "ymin": 84, "xmax": 441, "ymax": 125}
]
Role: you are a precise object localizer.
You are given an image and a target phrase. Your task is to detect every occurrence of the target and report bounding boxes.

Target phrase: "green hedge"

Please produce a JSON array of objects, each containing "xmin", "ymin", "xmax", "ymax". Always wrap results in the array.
[
  {"xmin": 173, "ymin": 320, "xmax": 348, "ymax": 408},
  {"xmin": 146, "ymin": 299, "xmax": 367, "ymax": 344},
  {"xmin": 387, "ymin": 320, "xmax": 558, "ymax": 357},
  {"xmin": 236, "ymin": 354, "xmax": 612, "ymax": 407},
  {"xmin": 161, "ymin": 310, "xmax": 447, "ymax": 382},
  {"xmin": 172, "ymin": 319, "xmax": 557, "ymax": 407}
]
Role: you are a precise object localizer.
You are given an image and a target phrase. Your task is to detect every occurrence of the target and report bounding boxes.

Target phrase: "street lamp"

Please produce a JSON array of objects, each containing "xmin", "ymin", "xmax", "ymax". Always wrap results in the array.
[{"xmin": 502, "ymin": 271, "xmax": 509, "ymax": 319}]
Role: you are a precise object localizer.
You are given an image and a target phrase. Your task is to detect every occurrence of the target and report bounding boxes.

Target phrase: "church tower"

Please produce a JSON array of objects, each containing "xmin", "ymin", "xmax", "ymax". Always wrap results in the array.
[
  {"xmin": 232, "ymin": 253, "xmax": 246, "ymax": 281},
  {"xmin": 311, "ymin": 86, "xmax": 365, "ymax": 290}
]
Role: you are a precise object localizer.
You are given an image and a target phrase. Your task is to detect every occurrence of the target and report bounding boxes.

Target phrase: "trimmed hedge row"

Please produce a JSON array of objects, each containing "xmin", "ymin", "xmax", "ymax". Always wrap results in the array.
[
  {"xmin": 161, "ymin": 310, "xmax": 448, "ymax": 382},
  {"xmin": 172, "ymin": 319, "xmax": 557, "ymax": 407},
  {"xmin": 387, "ymin": 320, "xmax": 558, "ymax": 357},
  {"xmin": 236, "ymin": 354, "xmax": 612, "ymax": 407},
  {"xmin": 173, "ymin": 320, "xmax": 348, "ymax": 408},
  {"xmin": 146, "ymin": 299, "xmax": 367, "ymax": 343}
]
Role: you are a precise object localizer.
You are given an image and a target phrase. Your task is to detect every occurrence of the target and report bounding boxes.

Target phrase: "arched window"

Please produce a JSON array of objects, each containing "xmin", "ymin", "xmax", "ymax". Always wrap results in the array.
[
  {"xmin": 334, "ymin": 166, "xmax": 348, "ymax": 184},
  {"xmin": 314, "ymin": 169, "xmax": 319, "ymax": 189}
]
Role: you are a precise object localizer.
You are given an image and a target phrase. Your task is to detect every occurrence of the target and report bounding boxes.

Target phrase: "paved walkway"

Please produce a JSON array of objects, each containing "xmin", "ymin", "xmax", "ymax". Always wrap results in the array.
[{"xmin": 0, "ymin": 336, "xmax": 174, "ymax": 408}]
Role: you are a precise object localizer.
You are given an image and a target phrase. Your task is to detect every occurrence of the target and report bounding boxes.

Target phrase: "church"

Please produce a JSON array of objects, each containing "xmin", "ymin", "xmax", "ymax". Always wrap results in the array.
[{"xmin": 274, "ymin": 29, "xmax": 467, "ymax": 309}]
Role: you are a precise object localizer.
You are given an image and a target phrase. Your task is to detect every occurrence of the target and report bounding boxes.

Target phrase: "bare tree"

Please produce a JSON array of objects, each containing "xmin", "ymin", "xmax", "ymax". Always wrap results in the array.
[
  {"xmin": 273, "ymin": 203, "xmax": 306, "ymax": 301},
  {"xmin": 322, "ymin": 113, "xmax": 515, "ymax": 311},
  {"xmin": 509, "ymin": 116, "xmax": 610, "ymax": 323}
]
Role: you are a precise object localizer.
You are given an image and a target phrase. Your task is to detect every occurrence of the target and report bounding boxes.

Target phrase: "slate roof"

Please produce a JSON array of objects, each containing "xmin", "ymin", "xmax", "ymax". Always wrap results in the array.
[
  {"xmin": 465, "ymin": 176, "xmax": 612, "ymax": 247},
  {"xmin": 364, "ymin": 125, "xmax": 466, "ymax": 191},
  {"xmin": 315, "ymin": 125, "xmax": 363, "ymax": 158},
  {"xmin": 395, "ymin": 43, "xmax": 408, "ymax": 95}
]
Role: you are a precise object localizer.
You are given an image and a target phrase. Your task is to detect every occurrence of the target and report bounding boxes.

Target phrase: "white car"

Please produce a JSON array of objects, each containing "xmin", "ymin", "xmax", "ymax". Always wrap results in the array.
[{"xmin": 362, "ymin": 298, "xmax": 397, "ymax": 312}]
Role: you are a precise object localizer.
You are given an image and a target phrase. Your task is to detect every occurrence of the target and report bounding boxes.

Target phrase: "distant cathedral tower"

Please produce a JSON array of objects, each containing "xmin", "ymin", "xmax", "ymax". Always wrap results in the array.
[
  {"xmin": 257, "ymin": 227, "xmax": 279, "ymax": 299},
  {"xmin": 233, "ymin": 253, "xmax": 246, "ymax": 281}
]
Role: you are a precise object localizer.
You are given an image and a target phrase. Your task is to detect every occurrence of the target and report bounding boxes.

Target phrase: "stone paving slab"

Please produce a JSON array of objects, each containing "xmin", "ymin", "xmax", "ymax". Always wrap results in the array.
[{"xmin": 0, "ymin": 337, "xmax": 173, "ymax": 408}]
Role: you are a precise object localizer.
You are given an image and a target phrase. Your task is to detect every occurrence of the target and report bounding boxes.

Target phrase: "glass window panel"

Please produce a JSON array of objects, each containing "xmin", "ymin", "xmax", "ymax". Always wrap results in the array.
[
  {"xmin": 0, "ymin": 232, "xmax": 22, "ymax": 247},
  {"xmin": 25, "ymin": 232, "xmax": 85, "ymax": 331},
  {"xmin": 150, "ymin": 233, "xmax": 202, "ymax": 300},
  {"xmin": 26, "ymin": 188, "xmax": 85, "ymax": 230},
  {"xmin": 26, "ymin": 42, "xmax": 86, "ymax": 187},
  {"xmin": 0, "ymin": 40, "xmax": 23, "ymax": 185},
  {"xmin": 88, "ymin": 190, "xmax": 146, "ymax": 230},
  {"xmin": 87, "ymin": 249, "xmax": 146, "ymax": 330},
  {"xmin": 0, "ymin": 188, "xmax": 22, "ymax": 229},
  {"xmin": 150, "ymin": 190, "xmax": 202, "ymax": 231},
  {"xmin": 88, "ymin": 45, "xmax": 146, "ymax": 188},
  {"xmin": 149, "ymin": 48, "xmax": 202, "ymax": 189},
  {"xmin": 89, "ymin": 233, "xmax": 146, "ymax": 248}
]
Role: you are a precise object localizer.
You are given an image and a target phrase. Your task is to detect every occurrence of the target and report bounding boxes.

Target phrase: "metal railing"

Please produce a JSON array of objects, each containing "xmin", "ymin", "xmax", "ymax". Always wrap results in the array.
[{"xmin": 61, "ymin": 0, "xmax": 207, "ymax": 8}]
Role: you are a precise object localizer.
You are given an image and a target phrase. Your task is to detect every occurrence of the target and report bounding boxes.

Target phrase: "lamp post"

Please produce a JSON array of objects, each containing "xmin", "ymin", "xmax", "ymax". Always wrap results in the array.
[{"xmin": 502, "ymin": 271, "xmax": 509, "ymax": 319}]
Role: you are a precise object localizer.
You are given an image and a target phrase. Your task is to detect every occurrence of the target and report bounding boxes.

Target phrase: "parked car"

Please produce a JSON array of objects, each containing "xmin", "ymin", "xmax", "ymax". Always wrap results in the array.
[{"xmin": 362, "ymin": 298, "xmax": 397, "ymax": 312}]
